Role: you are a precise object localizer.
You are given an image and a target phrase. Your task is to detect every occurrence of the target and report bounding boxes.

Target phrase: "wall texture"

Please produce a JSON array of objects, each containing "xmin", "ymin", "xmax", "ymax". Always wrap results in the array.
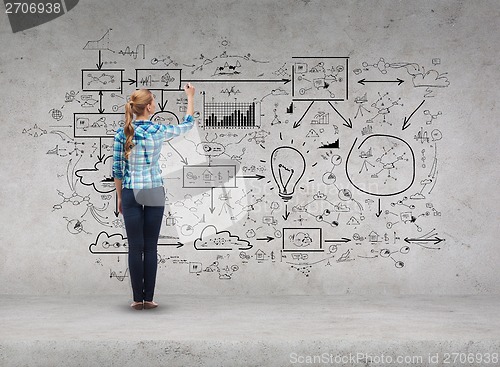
[{"xmin": 0, "ymin": 0, "xmax": 498, "ymax": 295}]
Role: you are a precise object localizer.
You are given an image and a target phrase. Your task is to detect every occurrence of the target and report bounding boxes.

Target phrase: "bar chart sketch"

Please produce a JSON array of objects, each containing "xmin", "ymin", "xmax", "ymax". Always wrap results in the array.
[{"xmin": 203, "ymin": 101, "xmax": 260, "ymax": 129}]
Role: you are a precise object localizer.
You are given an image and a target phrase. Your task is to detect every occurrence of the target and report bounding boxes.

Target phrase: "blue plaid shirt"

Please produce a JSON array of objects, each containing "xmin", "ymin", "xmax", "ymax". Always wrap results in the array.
[{"xmin": 112, "ymin": 115, "xmax": 194, "ymax": 189}]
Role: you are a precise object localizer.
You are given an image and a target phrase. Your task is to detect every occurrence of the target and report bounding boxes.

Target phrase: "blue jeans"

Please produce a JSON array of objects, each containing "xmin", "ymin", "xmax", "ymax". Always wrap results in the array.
[{"xmin": 121, "ymin": 187, "xmax": 165, "ymax": 302}]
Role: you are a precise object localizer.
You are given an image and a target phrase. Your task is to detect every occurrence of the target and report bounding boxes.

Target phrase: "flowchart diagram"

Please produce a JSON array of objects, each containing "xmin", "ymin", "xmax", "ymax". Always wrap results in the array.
[{"xmin": 24, "ymin": 29, "xmax": 449, "ymax": 280}]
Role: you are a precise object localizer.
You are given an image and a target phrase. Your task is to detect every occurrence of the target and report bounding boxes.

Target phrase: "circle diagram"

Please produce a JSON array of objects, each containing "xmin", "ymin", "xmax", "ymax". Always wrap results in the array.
[{"xmin": 346, "ymin": 134, "xmax": 415, "ymax": 196}]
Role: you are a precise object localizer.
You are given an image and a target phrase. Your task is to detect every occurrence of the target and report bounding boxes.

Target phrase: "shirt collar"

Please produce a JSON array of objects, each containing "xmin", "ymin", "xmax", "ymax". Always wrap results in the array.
[{"xmin": 134, "ymin": 120, "xmax": 153, "ymax": 125}]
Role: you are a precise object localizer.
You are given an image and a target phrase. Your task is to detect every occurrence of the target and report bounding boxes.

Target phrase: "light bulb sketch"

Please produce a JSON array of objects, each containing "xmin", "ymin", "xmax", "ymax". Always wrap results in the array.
[{"xmin": 270, "ymin": 146, "xmax": 306, "ymax": 202}]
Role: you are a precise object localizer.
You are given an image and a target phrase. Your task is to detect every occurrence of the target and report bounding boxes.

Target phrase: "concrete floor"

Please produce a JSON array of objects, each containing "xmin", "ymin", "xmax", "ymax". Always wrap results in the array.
[{"xmin": 1, "ymin": 294, "xmax": 499, "ymax": 366}]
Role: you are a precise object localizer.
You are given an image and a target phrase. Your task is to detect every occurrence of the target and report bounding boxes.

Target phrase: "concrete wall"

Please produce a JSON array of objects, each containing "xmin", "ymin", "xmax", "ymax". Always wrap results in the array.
[{"xmin": 0, "ymin": 0, "xmax": 498, "ymax": 295}]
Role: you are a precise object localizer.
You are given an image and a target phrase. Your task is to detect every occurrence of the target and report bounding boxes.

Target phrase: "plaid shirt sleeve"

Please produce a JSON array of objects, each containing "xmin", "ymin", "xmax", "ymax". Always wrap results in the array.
[
  {"xmin": 160, "ymin": 114, "xmax": 195, "ymax": 139},
  {"xmin": 112, "ymin": 127, "xmax": 125, "ymax": 180}
]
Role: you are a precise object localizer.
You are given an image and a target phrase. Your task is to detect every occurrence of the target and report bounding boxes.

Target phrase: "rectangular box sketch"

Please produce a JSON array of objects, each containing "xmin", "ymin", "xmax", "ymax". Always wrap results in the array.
[
  {"xmin": 282, "ymin": 228, "xmax": 324, "ymax": 252},
  {"xmin": 74, "ymin": 112, "xmax": 124, "ymax": 138},
  {"xmin": 81, "ymin": 69, "xmax": 124, "ymax": 92},
  {"xmin": 292, "ymin": 57, "xmax": 349, "ymax": 101},
  {"xmin": 189, "ymin": 262, "xmax": 203, "ymax": 274},
  {"xmin": 183, "ymin": 165, "xmax": 237, "ymax": 188},
  {"xmin": 135, "ymin": 68, "xmax": 182, "ymax": 90}
]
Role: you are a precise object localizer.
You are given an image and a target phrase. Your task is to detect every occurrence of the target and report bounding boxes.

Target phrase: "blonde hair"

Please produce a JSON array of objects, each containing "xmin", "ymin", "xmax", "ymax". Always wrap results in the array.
[{"xmin": 124, "ymin": 89, "xmax": 153, "ymax": 159}]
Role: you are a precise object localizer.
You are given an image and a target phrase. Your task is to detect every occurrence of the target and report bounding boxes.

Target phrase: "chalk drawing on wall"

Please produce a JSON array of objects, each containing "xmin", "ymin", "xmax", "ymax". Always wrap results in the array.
[{"xmin": 25, "ymin": 29, "xmax": 451, "ymax": 282}]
